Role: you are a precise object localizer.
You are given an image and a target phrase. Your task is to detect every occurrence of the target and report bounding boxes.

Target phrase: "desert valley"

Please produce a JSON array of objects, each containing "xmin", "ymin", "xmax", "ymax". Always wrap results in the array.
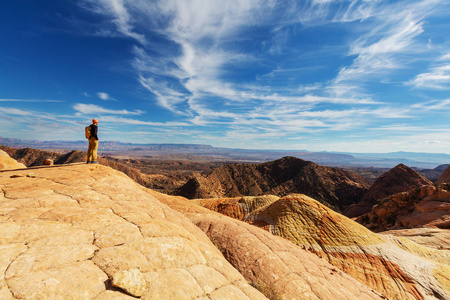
[{"xmin": 0, "ymin": 144, "xmax": 449, "ymax": 299}]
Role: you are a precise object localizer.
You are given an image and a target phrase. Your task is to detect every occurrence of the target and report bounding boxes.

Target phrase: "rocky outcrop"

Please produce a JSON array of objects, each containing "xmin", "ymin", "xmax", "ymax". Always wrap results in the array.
[
  {"xmin": 0, "ymin": 164, "xmax": 266, "ymax": 299},
  {"xmin": 0, "ymin": 146, "xmax": 61, "ymax": 167},
  {"xmin": 356, "ymin": 185, "xmax": 450, "ymax": 231},
  {"xmin": 345, "ymin": 164, "xmax": 432, "ymax": 217},
  {"xmin": 437, "ymin": 165, "xmax": 450, "ymax": 184},
  {"xmin": 1, "ymin": 145, "xmax": 151, "ymax": 187},
  {"xmin": 0, "ymin": 150, "xmax": 26, "ymax": 170},
  {"xmin": 150, "ymin": 191, "xmax": 384, "ymax": 300},
  {"xmin": 175, "ymin": 156, "xmax": 370, "ymax": 211},
  {"xmin": 193, "ymin": 194, "xmax": 450, "ymax": 300}
]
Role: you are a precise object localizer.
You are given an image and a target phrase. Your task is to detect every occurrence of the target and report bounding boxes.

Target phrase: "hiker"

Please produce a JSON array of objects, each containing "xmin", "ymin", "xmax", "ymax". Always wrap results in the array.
[{"xmin": 86, "ymin": 119, "xmax": 99, "ymax": 164}]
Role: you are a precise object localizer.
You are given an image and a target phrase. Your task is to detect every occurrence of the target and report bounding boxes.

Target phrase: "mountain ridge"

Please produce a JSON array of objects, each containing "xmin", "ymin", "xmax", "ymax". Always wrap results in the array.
[{"xmin": 1, "ymin": 136, "xmax": 449, "ymax": 168}]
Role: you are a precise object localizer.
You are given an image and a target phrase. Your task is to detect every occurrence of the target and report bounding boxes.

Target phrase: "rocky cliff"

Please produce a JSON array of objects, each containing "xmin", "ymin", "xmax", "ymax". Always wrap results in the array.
[
  {"xmin": 194, "ymin": 194, "xmax": 450, "ymax": 300},
  {"xmin": 345, "ymin": 164, "xmax": 432, "ymax": 217},
  {"xmin": 175, "ymin": 156, "xmax": 370, "ymax": 211},
  {"xmin": 0, "ymin": 158, "xmax": 386, "ymax": 299},
  {"xmin": 356, "ymin": 185, "xmax": 450, "ymax": 232}
]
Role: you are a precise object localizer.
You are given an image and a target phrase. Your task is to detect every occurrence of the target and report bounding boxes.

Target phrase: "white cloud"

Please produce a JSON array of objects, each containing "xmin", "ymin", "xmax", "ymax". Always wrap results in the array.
[
  {"xmin": 411, "ymin": 98, "xmax": 450, "ymax": 110},
  {"xmin": 97, "ymin": 92, "xmax": 118, "ymax": 101},
  {"xmin": 335, "ymin": 13, "xmax": 425, "ymax": 84},
  {"xmin": 81, "ymin": 0, "xmax": 146, "ymax": 44},
  {"xmin": 73, "ymin": 103, "xmax": 144, "ymax": 115},
  {"xmin": 407, "ymin": 64, "xmax": 450, "ymax": 90},
  {"xmin": 76, "ymin": 0, "xmax": 450, "ymax": 151},
  {"xmin": 99, "ymin": 115, "xmax": 190, "ymax": 126}
]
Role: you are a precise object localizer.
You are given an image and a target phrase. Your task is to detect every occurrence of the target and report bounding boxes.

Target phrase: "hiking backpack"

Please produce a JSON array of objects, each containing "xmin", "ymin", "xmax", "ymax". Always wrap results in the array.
[{"xmin": 85, "ymin": 125, "xmax": 91, "ymax": 139}]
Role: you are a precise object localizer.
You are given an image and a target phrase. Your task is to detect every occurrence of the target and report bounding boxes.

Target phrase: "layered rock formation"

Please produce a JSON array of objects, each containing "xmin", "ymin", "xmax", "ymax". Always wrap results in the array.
[
  {"xmin": 345, "ymin": 164, "xmax": 432, "ymax": 217},
  {"xmin": 175, "ymin": 156, "xmax": 370, "ymax": 211},
  {"xmin": 356, "ymin": 185, "xmax": 450, "ymax": 231},
  {"xmin": 0, "ymin": 150, "xmax": 26, "ymax": 170},
  {"xmin": 194, "ymin": 194, "xmax": 450, "ymax": 300},
  {"xmin": 381, "ymin": 228, "xmax": 450, "ymax": 250},
  {"xmin": 150, "ymin": 192, "xmax": 384, "ymax": 300},
  {"xmin": 0, "ymin": 164, "xmax": 267, "ymax": 299}
]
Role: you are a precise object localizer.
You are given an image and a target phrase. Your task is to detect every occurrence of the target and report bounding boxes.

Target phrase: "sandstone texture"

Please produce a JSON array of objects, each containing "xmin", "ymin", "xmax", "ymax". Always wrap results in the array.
[
  {"xmin": 194, "ymin": 194, "xmax": 450, "ymax": 300},
  {"xmin": 382, "ymin": 228, "xmax": 450, "ymax": 250},
  {"xmin": 356, "ymin": 185, "xmax": 450, "ymax": 231},
  {"xmin": 150, "ymin": 191, "xmax": 384, "ymax": 300},
  {"xmin": 0, "ymin": 150, "xmax": 26, "ymax": 170},
  {"xmin": 345, "ymin": 164, "xmax": 432, "ymax": 218},
  {"xmin": 175, "ymin": 156, "xmax": 370, "ymax": 211},
  {"xmin": 0, "ymin": 164, "xmax": 266, "ymax": 299}
]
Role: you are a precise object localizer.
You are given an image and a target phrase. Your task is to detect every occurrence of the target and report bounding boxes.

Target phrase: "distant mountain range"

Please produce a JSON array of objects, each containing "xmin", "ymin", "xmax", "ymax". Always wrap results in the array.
[{"xmin": 1, "ymin": 136, "xmax": 450, "ymax": 168}]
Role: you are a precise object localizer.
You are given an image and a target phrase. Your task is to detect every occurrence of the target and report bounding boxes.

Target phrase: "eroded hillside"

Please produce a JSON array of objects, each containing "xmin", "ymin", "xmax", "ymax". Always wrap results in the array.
[{"xmin": 175, "ymin": 156, "xmax": 370, "ymax": 211}]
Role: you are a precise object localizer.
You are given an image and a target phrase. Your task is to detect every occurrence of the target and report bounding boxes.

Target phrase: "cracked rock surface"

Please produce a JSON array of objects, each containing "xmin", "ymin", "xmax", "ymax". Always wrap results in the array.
[{"xmin": 0, "ymin": 164, "xmax": 266, "ymax": 299}]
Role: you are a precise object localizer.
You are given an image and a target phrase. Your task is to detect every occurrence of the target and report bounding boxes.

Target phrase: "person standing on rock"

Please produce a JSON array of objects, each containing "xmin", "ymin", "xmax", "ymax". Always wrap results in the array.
[{"xmin": 86, "ymin": 119, "xmax": 99, "ymax": 164}]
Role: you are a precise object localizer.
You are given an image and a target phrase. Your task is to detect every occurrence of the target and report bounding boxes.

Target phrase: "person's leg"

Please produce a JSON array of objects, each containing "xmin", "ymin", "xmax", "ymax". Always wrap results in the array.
[
  {"xmin": 91, "ymin": 139, "xmax": 99, "ymax": 162},
  {"xmin": 87, "ymin": 139, "xmax": 93, "ymax": 162}
]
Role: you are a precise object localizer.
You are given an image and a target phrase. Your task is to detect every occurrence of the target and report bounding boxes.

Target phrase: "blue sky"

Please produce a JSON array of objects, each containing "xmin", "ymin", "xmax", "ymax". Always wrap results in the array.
[{"xmin": 1, "ymin": 0, "xmax": 450, "ymax": 153}]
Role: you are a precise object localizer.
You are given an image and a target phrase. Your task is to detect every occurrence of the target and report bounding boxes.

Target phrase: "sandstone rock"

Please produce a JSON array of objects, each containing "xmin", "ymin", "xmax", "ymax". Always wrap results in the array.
[
  {"xmin": 149, "ymin": 190, "xmax": 385, "ymax": 300},
  {"xmin": 0, "ymin": 164, "xmax": 267, "ymax": 299},
  {"xmin": 0, "ymin": 149, "xmax": 26, "ymax": 170},
  {"xmin": 356, "ymin": 185, "xmax": 450, "ymax": 231},
  {"xmin": 381, "ymin": 228, "xmax": 450, "ymax": 250},
  {"xmin": 112, "ymin": 269, "xmax": 146, "ymax": 297},
  {"xmin": 192, "ymin": 193, "xmax": 450, "ymax": 300}
]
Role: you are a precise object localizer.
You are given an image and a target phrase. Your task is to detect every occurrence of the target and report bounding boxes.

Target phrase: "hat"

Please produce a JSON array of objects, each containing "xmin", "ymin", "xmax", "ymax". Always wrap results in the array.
[{"xmin": 92, "ymin": 119, "xmax": 99, "ymax": 124}]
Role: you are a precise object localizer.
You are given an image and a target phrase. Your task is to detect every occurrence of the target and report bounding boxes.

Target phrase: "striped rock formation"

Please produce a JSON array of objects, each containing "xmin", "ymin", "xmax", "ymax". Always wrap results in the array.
[
  {"xmin": 195, "ymin": 194, "xmax": 450, "ymax": 300},
  {"xmin": 151, "ymin": 192, "xmax": 384, "ymax": 300},
  {"xmin": 0, "ymin": 164, "xmax": 266, "ymax": 300},
  {"xmin": 0, "ymin": 150, "xmax": 25, "ymax": 170}
]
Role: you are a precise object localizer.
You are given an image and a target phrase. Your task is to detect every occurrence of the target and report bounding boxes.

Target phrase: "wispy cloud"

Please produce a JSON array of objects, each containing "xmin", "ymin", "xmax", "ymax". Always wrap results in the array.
[
  {"xmin": 407, "ymin": 53, "xmax": 450, "ymax": 89},
  {"xmin": 99, "ymin": 115, "xmax": 190, "ymax": 127},
  {"xmin": 97, "ymin": 92, "xmax": 118, "ymax": 101},
  {"xmin": 81, "ymin": 0, "xmax": 146, "ymax": 44},
  {"xmin": 73, "ymin": 103, "xmax": 144, "ymax": 115},
  {"xmin": 75, "ymin": 0, "xmax": 450, "ymax": 151},
  {"xmin": 334, "ymin": 4, "xmax": 428, "ymax": 84},
  {"xmin": 0, "ymin": 98, "xmax": 62, "ymax": 102},
  {"xmin": 411, "ymin": 98, "xmax": 450, "ymax": 110}
]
